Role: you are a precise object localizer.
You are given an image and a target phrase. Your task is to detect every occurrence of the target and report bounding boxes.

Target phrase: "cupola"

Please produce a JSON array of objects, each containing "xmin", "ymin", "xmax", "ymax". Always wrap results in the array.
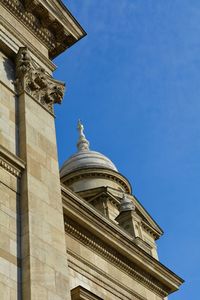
[{"xmin": 60, "ymin": 121, "xmax": 131, "ymax": 194}]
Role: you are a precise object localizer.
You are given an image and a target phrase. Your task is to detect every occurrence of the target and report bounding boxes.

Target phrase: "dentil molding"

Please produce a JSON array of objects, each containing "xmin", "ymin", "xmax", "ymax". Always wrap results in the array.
[
  {"xmin": 0, "ymin": 0, "xmax": 85, "ymax": 58},
  {"xmin": 65, "ymin": 217, "xmax": 169, "ymax": 297}
]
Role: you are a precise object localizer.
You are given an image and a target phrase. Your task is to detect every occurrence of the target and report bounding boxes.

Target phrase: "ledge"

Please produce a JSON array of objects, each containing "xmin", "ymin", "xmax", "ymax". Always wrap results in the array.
[
  {"xmin": 71, "ymin": 285, "xmax": 103, "ymax": 300},
  {"xmin": 0, "ymin": 145, "xmax": 25, "ymax": 178}
]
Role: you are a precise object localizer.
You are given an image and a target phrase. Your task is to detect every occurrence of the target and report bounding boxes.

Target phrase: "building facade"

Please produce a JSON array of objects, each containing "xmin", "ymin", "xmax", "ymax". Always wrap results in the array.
[{"xmin": 0, "ymin": 1, "xmax": 183, "ymax": 299}]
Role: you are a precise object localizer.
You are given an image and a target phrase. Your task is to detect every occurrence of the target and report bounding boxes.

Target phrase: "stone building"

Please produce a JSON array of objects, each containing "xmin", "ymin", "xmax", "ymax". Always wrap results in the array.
[{"xmin": 0, "ymin": 0, "xmax": 183, "ymax": 299}]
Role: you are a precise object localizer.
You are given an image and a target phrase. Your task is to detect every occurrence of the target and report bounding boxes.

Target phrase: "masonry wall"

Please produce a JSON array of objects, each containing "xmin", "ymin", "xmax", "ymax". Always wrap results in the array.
[
  {"xmin": 0, "ymin": 32, "xmax": 71, "ymax": 300},
  {"xmin": 0, "ymin": 50, "xmax": 20, "ymax": 299},
  {"xmin": 0, "ymin": 51, "xmax": 18, "ymax": 154},
  {"xmin": 66, "ymin": 234, "xmax": 164, "ymax": 300},
  {"xmin": 19, "ymin": 92, "xmax": 64, "ymax": 297}
]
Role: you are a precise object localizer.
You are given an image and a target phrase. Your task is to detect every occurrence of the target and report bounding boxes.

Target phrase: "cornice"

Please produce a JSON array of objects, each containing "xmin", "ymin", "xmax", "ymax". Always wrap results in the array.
[
  {"xmin": 141, "ymin": 220, "xmax": 160, "ymax": 239},
  {"xmin": 88, "ymin": 190, "xmax": 120, "ymax": 208},
  {"xmin": 61, "ymin": 167, "xmax": 132, "ymax": 194},
  {"xmin": 68, "ymin": 250, "xmax": 146, "ymax": 300},
  {"xmin": 62, "ymin": 184, "xmax": 184, "ymax": 296},
  {"xmin": 133, "ymin": 194, "xmax": 164, "ymax": 237},
  {"xmin": 65, "ymin": 217, "xmax": 168, "ymax": 297},
  {"xmin": 0, "ymin": 15, "xmax": 56, "ymax": 72},
  {"xmin": 0, "ymin": 145, "xmax": 25, "ymax": 178},
  {"xmin": 0, "ymin": 0, "xmax": 86, "ymax": 58}
]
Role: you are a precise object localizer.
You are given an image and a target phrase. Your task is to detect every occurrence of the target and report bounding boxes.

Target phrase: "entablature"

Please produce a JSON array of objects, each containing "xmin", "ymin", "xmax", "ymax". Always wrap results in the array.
[
  {"xmin": 62, "ymin": 184, "xmax": 184, "ymax": 298},
  {"xmin": 0, "ymin": 0, "xmax": 86, "ymax": 59}
]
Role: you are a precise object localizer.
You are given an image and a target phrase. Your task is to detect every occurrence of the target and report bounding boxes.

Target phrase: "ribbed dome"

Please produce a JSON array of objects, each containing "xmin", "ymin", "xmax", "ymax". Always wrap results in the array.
[
  {"xmin": 60, "ymin": 149, "xmax": 118, "ymax": 178},
  {"xmin": 60, "ymin": 121, "xmax": 118, "ymax": 178}
]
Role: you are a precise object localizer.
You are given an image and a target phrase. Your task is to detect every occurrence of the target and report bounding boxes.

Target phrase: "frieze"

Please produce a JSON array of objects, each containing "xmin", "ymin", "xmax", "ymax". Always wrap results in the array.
[
  {"xmin": 15, "ymin": 47, "xmax": 65, "ymax": 113},
  {"xmin": 68, "ymin": 254, "xmax": 145, "ymax": 300},
  {"xmin": 64, "ymin": 217, "xmax": 170, "ymax": 297}
]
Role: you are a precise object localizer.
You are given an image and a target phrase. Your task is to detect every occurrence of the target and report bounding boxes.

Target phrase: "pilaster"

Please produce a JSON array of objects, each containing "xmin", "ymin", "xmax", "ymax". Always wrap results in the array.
[{"xmin": 16, "ymin": 47, "xmax": 71, "ymax": 299}]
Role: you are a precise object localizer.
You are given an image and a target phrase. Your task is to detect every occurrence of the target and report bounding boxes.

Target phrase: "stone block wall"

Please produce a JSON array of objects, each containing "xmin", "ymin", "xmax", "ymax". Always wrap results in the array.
[{"xmin": 0, "ymin": 50, "xmax": 21, "ymax": 299}]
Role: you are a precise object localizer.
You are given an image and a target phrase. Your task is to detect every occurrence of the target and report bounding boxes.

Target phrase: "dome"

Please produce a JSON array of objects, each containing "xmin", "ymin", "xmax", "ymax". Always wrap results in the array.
[
  {"xmin": 60, "ymin": 149, "xmax": 117, "ymax": 177},
  {"xmin": 60, "ymin": 121, "xmax": 118, "ymax": 178},
  {"xmin": 60, "ymin": 121, "xmax": 131, "ymax": 194}
]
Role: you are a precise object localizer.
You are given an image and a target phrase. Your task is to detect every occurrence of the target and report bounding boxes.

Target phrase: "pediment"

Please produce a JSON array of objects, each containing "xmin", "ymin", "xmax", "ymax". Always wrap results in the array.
[
  {"xmin": 88, "ymin": 189, "xmax": 120, "ymax": 207},
  {"xmin": 132, "ymin": 195, "xmax": 163, "ymax": 237},
  {"xmin": 77, "ymin": 187, "xmax": 118, "ymax": 202},
  {"xmin": 77, "ymin": 186, "xmax": 163, "ymax": 238},
  {"xmin": 105, "ymin": 188, "xmax": 163, "ymax": 238}
]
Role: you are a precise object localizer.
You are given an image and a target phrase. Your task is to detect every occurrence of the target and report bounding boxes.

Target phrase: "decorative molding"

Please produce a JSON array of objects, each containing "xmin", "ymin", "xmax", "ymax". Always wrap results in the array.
[
  {"xmin": 134, "ymin": 237, "xmax": 152, "ymax": 255},
  {"xmin": 141, "ymin": 220, "xmax": 159, "ymax": 239},
  {"xmin": 15, "ymin": 47, "xmax": 65, "ymax": 113},
  {"xmin": 0, "ymin": 15, "xmax": 56, "ymax": 72},
  {"xmin": 68, "ymin": 250, "xmax": 146, "ymax": 300},
  {"xmin": 0, "ymin": 145, "xmax": 25, "ymax": 178},
  {"xmin": 78, "ymin": 186, "xmax": 162, "ymax": 240},
  {"xmin": 61, "ymin": 168, "xmax": 132, "ymax": 194},
  {"xmin": 0, "ymin": 159, "xmax": 21, "ymax": 177},
  {"xmin": 65, "ymin": 217, "xmax": 169, "ymax": 297},
  {"xmin": 133, "ymin": 195, "xmax": 164, "ymax": 238},
  {"xmin": 0, "ymin": 0, "xmax": 56, "ymax": 51},
  {"xmin": 62, "ymin": 185, "xmax": 183, "ymax": 294},
  {"xmin": 86, "ymin": 191, "xmax": 120, "ymax": 219},
  {"xmin": 0, "ymin": 0, "xmax": 86, "ymax": 58}
]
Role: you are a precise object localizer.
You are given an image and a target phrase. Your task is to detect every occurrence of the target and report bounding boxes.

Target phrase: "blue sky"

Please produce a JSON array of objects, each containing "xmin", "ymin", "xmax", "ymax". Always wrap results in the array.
[{"xmin": 54, "ymin": 1, "xmax": 200, "ymax": 299}]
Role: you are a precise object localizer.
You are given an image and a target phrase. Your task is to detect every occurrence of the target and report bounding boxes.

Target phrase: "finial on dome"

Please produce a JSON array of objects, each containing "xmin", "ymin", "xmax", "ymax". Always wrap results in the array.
[
  {"xmin": 120, "ymin": 193, "xmax": 135, "ymax": 212},
  {"xmin": 77, "ymin": 120, "xmax": 90, "ymax": 151}
]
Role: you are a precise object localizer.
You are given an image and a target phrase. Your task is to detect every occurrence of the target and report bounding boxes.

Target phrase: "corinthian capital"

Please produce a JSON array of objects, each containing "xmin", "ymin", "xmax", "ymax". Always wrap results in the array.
[{"xmin": 15, "ymin": 47, "xmax": 65, "ymax": 113}]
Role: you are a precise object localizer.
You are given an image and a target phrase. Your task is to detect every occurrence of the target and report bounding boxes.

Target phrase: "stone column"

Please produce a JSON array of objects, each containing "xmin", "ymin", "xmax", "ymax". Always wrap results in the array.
[{"xmin": 16, "ymin": 47, "xmax": 71, "ymax": 299}]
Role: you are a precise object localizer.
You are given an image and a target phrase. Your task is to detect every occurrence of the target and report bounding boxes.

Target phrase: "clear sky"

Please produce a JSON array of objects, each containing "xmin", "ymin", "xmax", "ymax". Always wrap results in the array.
[{"xmin": 54, "ymin": 1, "xmax": 200, "ymax": 299}]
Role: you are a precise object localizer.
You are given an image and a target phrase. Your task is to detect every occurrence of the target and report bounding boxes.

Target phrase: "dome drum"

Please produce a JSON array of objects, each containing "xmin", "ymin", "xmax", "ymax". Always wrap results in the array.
[
  {"xmin": 60, "ymin": 167, "xmax": 132, "ymax": 194},
  {"xmin": 60, "ymin": 150, "xmax": 118, "ymax": 177}
]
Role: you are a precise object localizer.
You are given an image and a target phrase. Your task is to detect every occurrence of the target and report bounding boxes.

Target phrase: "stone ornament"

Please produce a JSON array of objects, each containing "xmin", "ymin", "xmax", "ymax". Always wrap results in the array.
[
  {"xmin": 0, "ymin": 0, "xmax": 79, "ymax": 58},
  {"xmin": 77, "ymin": 120, "xmax": 90, "ymax": 151},
  {"xmin": 15, "ymin": 47, "xmax": 65, "ymax": 113},
  {"xmin": 120, "ymin": 193, "xmax": 136, "ymax": 212}
]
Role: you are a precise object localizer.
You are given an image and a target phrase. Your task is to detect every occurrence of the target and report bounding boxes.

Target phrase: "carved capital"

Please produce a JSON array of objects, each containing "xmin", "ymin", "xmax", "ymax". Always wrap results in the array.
[{"xmin": 15, "ymin": 47, "xmax": 65, "ymax": 113}]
